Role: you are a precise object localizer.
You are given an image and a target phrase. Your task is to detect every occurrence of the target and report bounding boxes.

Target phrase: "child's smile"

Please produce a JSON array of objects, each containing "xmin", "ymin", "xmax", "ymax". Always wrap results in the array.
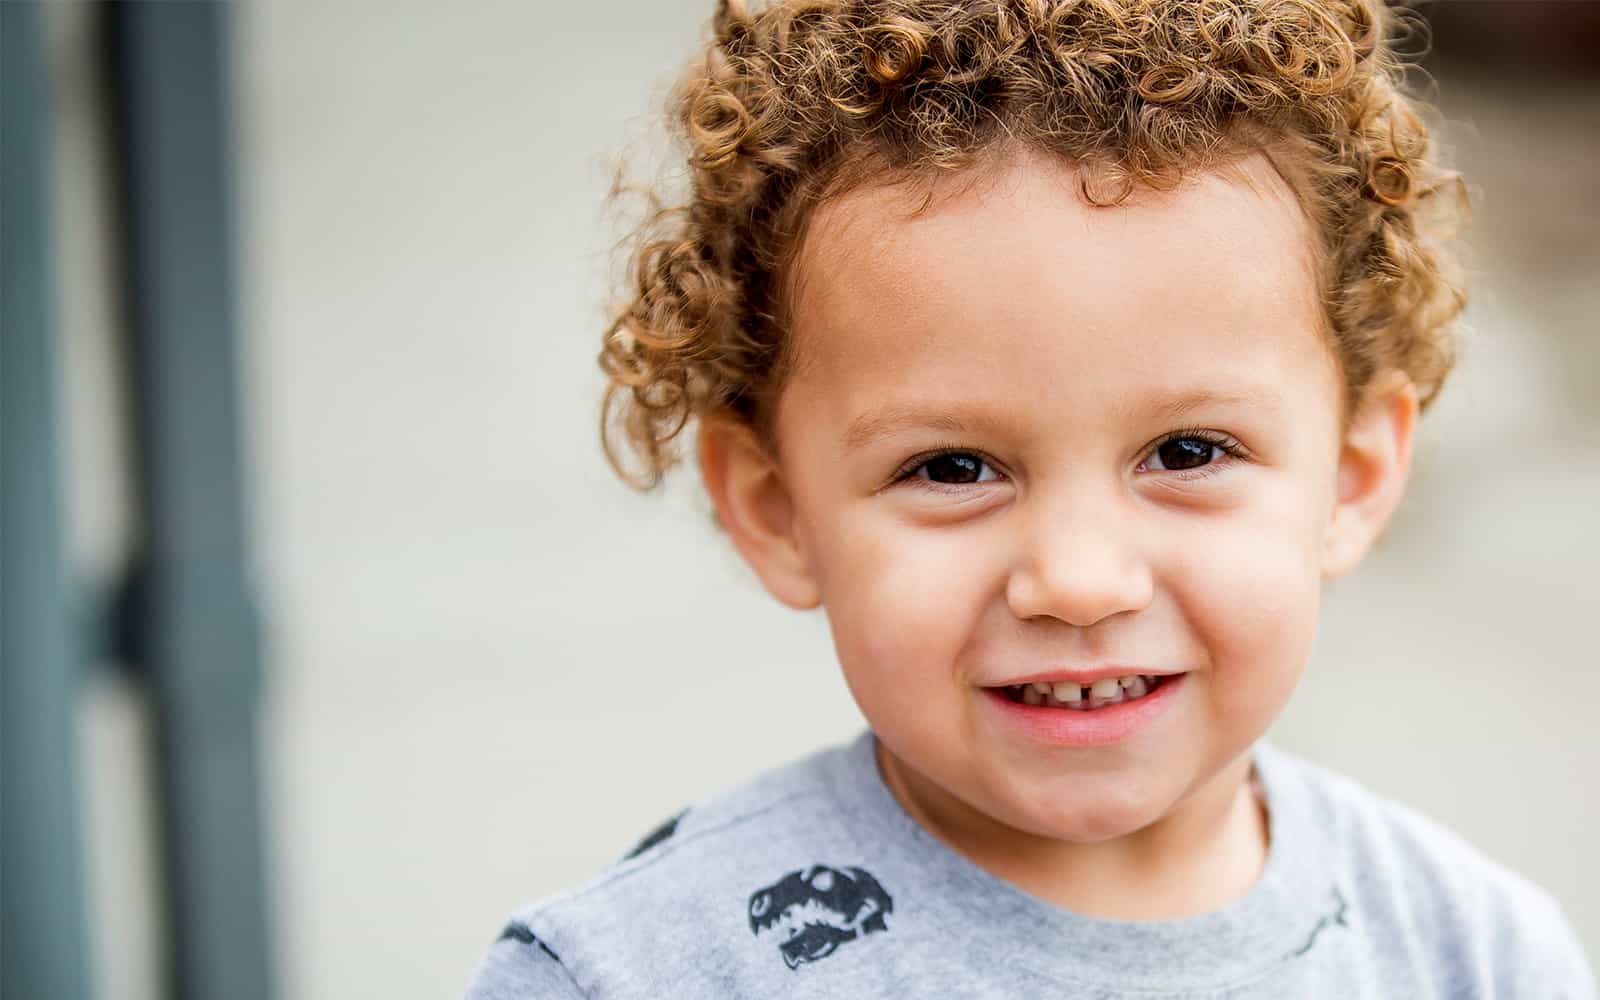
[
  {"xmin": 702, "ymin": 145, "xmax": 1404, "ymax": 916},
  {"xmin": 987, "ymin": 671, "xmax": 1186, "ymax": 747}
]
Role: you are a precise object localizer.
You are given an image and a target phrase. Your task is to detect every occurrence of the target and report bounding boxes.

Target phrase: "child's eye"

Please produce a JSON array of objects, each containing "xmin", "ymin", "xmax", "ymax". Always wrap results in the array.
[
  {"xmin": 908, "ymin": 451, "xmax": 1001, "ymax": 485},
  {"xmin": 1137, "ymin": 431, "xmax": 1244, "ymax": 475},
  {"xmin": 1146, "ymin": 437, "xmax": 1218, "ymax": 471}
]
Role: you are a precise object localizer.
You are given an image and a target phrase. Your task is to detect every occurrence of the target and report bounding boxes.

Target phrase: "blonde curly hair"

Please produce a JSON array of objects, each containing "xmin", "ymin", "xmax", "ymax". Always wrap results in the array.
[{"xmin": 600, "ymin": 0, "xmax": 1466, "ymax": 488}]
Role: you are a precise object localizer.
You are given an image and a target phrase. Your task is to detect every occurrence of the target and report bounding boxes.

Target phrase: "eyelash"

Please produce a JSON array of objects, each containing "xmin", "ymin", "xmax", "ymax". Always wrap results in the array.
[
  {"xmin": 887, "ymin": 446, "xmax": 1003, "ymax": 492},
  {"xmin": 886, "ymin": 429, "xmax": 1252, "ymax": 489},
  {"xmin": 1140, "ymin": 427, "xmax": 1252, "ymax": 481}
]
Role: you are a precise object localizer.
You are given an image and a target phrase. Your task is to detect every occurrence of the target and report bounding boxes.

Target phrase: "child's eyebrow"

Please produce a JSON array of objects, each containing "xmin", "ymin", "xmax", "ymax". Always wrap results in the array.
[
  {"xmin": 842, "ymin": 406, "xmax": 979, "ymax": 451},
  {"xmin": 842, "ymin": 389, "xmax": 1284, "ymax": 451},
  {"xmin": 1137, "ymin": 388, "xmax": 1285, "ymax": 424}
]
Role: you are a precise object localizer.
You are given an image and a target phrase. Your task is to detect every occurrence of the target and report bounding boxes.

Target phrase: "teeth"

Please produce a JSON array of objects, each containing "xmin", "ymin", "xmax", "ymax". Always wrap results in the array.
[
  {"xmin": 1006, "ymin": 674, "xmax": 1165, "ymax": 709},
  {"xmin": 1090, "ymin": 678, "xmax": 1122, "ymax": 700}
]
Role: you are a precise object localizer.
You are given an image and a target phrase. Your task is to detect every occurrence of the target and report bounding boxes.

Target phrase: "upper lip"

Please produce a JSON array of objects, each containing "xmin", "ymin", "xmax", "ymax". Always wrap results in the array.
[{"xmin": 986, "ymin": 667, "xmax": 1185, "ymax": 687}]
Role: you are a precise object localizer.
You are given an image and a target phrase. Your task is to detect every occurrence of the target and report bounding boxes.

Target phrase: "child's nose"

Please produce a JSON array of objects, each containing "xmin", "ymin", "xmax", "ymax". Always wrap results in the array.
[{"xmin": 1004, "ymin": 496, "xmax": 1154, "ymax": 628}]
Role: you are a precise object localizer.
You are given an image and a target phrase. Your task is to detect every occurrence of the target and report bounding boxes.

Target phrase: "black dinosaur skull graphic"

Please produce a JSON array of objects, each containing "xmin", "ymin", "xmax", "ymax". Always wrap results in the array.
[{"xmin": 747, "ymin": 865, "xmax": 894, "ymax": 969}]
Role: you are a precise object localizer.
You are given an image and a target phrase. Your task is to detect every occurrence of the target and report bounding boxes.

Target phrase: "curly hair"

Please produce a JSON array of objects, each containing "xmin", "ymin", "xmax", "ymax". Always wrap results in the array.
[{"xmin": 599, "ymin": 0, "xmax": 1467, "ymax": 488}]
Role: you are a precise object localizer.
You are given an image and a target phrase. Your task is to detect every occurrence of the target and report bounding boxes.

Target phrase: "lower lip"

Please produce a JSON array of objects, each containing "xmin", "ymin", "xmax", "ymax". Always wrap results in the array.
[{"xmin": 980, "ymin": 674, "xmax": 1186, "ymax": 747}]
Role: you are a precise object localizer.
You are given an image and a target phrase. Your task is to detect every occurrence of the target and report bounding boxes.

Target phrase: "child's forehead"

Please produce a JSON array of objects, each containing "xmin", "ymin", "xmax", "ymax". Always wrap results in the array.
[
  {"xmin": 797, "ymin": 149, "xmax": 1308, "ymax": 287},
  {"xmin": 785, "ymin": 149, "xmax": 1326, "ymax": 384}
]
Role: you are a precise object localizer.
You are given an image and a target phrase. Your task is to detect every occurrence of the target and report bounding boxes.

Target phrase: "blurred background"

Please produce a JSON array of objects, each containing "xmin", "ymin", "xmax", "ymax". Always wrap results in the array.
[{"xmin": 2, "ymin": 1, "xmax": 1596, "ymax": 997}]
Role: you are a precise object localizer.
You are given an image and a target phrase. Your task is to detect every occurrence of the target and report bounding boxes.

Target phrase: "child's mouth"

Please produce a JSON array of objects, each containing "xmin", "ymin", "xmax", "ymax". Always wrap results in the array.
[{"xmin": 997, "ymin": 674, "xmax": 1168, "ymax": 711}]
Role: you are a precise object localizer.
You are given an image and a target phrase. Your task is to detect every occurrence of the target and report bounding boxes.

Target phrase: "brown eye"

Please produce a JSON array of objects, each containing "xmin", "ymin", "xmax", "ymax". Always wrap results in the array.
[
  {"xmin": 1151, "ymin": 437, "xmax": 1216, "ymax": 471},
  {"xmin": 915, "ymin": 452, "xmax": 997, "ymax": 484}
]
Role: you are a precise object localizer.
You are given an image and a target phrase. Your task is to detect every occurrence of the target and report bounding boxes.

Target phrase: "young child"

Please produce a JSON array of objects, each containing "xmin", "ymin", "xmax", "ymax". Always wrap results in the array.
[{"xmin": 468, "ymin": 1, "xmax": 1596, "ymax": 995}]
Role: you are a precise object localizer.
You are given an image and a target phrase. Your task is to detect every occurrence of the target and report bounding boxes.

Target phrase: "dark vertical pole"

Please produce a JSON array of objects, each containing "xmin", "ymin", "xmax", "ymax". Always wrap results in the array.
[
  {"xmin": 1, "ymin": 5, "xmax": 96, "ymax": 1000},
  {"xmin": 103, "ymin": 4, "xmax": 274, "ymax": 998}
]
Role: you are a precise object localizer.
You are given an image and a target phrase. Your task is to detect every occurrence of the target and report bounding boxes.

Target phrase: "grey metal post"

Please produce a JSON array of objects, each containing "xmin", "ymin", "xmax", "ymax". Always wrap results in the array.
[
  {"xmin": 1, "ymin": 4, "xmax": 96, "ymax": 1000},
  {"xmin": 103, "ymin": 3, "xmax": 275, "ymax": 998}
]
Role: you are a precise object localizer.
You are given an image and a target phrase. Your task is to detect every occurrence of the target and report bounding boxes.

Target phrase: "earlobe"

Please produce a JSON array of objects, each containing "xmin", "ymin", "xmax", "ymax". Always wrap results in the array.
[
  {"xmin": 1323, "ymin": 372, "xmax": 1419, "ymax": 579},
  {"xmin": 697, "ymin": 415, "xmax": 822, "ymax": 609}
]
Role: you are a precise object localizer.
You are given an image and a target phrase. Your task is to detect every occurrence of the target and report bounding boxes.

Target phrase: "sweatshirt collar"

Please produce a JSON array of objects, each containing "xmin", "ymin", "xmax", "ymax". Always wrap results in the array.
[{"xmin": 826, "ymin": 730, "xmax": 1342, "ymax": 992}]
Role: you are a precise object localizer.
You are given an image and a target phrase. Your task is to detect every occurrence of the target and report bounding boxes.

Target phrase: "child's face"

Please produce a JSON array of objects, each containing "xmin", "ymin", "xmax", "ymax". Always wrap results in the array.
[{"xmin": 703, "ymin": 150, "xmax": 1414, "ymax": 845}]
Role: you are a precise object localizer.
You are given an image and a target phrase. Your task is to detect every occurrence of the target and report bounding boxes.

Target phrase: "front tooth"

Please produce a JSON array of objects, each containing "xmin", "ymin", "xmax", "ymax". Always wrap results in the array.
[
  {"xmin": 1122, "ymin": 675, "xmax": 1149, "ymax": 698},
  {"xmin": 1022, "ymin": 686, "xmax": 1044, "ymax": 706},
  {"xmin": 1052, "ymin": 682, "xmax": 1083, "ymax": 704},
  {"xmin": 1090, "ymin": 678, "xmax": 1121, "ymax": 700},
  {"xmin": 1031, "ymin": 682, "xmax": 1053, "ymax": 696}
]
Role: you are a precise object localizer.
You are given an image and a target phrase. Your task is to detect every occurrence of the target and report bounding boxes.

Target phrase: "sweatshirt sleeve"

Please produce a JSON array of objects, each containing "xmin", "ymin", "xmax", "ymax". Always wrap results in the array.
[{"xmin": 462, "ymin": 921, "xmax": 587, "ymax": 1000}]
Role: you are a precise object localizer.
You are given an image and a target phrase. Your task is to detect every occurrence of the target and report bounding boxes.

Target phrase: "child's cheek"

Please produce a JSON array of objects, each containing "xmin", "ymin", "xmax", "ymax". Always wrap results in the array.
[
  {"xmin": 1167, "ymin": 490, "xmax": 1325, "ymax": 718},
  {"xmin": 816, "ymin": 510, "xmax": 998, "ymax": 692}
]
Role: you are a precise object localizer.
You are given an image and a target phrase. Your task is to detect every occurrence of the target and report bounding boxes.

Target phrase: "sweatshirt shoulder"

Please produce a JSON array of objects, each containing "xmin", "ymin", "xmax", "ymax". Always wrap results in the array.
[
  {"xmin": 485, "ymin": 738, "xmax": 876, "ymax": 995},
  {"xmin": 1276, "ymin": 747, "xmax": 1546, "ymax": 902},
  {"xmin": 612, "ymin": 738, "xmax": 852, "ymax": 870},
  {"xmin": 1264, "ymin": 744, "xmax": 1596, "ymax": 996},
  {"xmin": 532, "ymin": 738, "xmax": 849, "ymax": 908}
]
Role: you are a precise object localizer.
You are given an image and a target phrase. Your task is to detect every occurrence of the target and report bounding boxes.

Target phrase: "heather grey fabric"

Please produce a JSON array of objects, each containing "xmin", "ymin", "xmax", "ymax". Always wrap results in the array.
[{"xmin": 464, "ymin": 732, "xmax": 1595, "ymax": 998}]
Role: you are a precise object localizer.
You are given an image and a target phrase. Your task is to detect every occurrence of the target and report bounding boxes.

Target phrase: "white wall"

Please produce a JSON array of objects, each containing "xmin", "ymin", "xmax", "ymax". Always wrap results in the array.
[{"xmin": 54, "ymin": 2, "xmax": 1599, "ymax": 996}]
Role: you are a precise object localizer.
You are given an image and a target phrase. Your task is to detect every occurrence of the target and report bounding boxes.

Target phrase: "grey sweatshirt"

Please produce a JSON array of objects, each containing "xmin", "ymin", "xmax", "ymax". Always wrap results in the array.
[{"xmin": 464, "ymin": 732, "xmax": 1595, "ymax": 998}]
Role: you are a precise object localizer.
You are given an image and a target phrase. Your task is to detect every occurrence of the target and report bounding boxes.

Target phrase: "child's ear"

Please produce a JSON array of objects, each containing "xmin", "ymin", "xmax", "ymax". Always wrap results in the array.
[
  {"xmin": 1323, "ymin": 370, "xmax": 1420, "ymax": 579},
  {"xmin": 697, "ymin": 414, "xmax": 822, "ymax": 610}
]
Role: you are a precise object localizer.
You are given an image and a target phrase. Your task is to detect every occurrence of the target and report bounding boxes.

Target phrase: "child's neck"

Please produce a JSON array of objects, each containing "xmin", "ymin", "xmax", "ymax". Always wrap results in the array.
[{"xmin": 876, "ymin": 746, "xmax": 1269, "ymax": 922}]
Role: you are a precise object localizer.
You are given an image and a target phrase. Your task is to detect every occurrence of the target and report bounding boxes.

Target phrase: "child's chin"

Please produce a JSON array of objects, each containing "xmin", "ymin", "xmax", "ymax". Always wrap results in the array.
[{"xmin": 993, "ymin": 775, "xmax": 1180, "ymax": 844}]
